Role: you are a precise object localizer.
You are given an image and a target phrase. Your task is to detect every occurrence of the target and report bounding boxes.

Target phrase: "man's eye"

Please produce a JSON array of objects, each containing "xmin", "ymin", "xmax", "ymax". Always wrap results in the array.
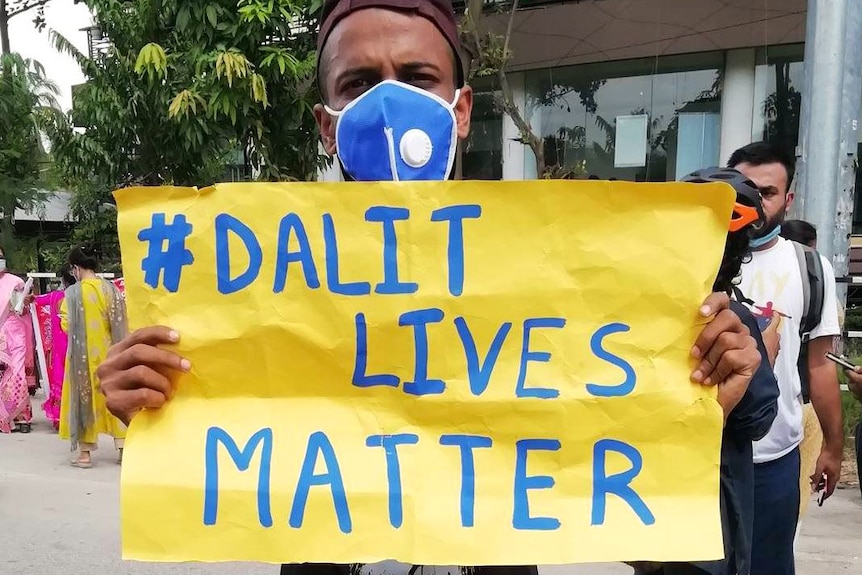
[
  {"xmin": 344, "ymin": 78, "xmax": 370, "ymax": 91},
  {"xmin": 405, "ymin": 74, "xmax": 436, "ymax": 87}
]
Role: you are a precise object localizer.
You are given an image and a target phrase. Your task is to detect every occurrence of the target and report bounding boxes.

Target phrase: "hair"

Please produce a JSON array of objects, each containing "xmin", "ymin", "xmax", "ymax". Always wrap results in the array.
[
  {"xmin": 727, "ymin": 141, "xmax": 796, "ymax": 192},
  {"xmin": 713, "ymin": 230, "xmax": 752, "ymax": 295},
  {"xmin": 781, "ymin": 219, "xmax": 817, "ymax": 248},
  {"xmin": 60, "ymin": 264, "xmax": 76, "ymax": 287},
  {"xmin": 68, "ymin": 243, "xmax": 100, "ymax": 272}
]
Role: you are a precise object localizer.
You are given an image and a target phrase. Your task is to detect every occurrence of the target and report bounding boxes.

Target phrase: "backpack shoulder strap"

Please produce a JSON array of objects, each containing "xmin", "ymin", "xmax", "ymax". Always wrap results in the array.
[
  {"xmin": 795, "ymin": 242, "xmax": 825, "ymax": 338},
  {"xmin": 793, "ymin": 241, "xmax": 826, "ymax": 405},
  {"xmin": 792, "ymin": 241, "xmax": 812, "ymax": 339}
]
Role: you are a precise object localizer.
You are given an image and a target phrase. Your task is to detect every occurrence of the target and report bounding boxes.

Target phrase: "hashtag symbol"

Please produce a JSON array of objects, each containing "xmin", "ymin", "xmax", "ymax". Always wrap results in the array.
[{"xmin": 138, "ymin": 213, "xmax": 195, "ymax": 293}]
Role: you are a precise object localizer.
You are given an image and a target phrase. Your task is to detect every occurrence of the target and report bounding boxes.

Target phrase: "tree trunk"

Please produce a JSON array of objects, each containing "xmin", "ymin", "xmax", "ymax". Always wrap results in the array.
[{"xmin": 0, "ymin": 0, "xmax": 10, "ymax": 55}]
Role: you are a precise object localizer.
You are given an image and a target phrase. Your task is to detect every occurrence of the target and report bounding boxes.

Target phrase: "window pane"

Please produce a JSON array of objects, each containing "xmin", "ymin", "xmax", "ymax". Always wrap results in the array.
[
  {"xmin": 524, "ymin": 56, "xmax": 721, "ymax": 181},
  {"xmin": 753, "ymin": 58, "xmax": 803, "ymax": 152},
  {"xmin": 463, "ymin": 86, "xmax": 503, "ymax": 180}
]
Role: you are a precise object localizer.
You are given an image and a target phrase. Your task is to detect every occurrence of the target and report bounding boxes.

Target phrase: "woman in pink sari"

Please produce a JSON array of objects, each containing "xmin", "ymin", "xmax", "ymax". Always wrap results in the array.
[
  {"xmin": 0, "ymin": 249, "xmax": 34, "ymax": 433},
  {"xmin": 36, "ymin": 268, "xmax": 75, "ymax": 428}
]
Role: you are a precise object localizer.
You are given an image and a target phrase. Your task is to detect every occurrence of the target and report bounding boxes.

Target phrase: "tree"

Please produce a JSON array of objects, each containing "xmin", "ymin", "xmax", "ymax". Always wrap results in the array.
[
  {"xmin": 46, "ymin": 0, "xmax": 326, "ymax": 265},
  {"xmin": 1, "ymin": 0, "xmax": 51, "ymax": 55},
  {"xmin": 460, "ymin": 0, "xmax": 601, "ymax": 178},
  {"xmin": 0, "ymin": 52, "xmax": 58, "ymax": 265}
]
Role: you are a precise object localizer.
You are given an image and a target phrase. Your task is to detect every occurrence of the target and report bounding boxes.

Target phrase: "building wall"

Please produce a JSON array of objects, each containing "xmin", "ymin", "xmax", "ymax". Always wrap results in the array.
[{"xmin": 490, "ymin": 0, "xmax": 807, "ymax": 71}]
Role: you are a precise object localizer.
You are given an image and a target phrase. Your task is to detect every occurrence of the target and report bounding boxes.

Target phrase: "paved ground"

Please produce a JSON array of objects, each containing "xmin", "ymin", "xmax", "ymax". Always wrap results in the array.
[{"xmin": 1, "ymin": 397, "xmax": 860, "ymax": 575}]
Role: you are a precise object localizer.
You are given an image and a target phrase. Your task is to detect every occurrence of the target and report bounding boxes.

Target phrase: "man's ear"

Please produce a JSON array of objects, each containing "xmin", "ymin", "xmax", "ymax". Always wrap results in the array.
[
  {"xmin": 785, "ymin": 190, "xmax": 795, "ymax": 213},
  {"xmin": 314, "ymin": 103, "xmax": 337, "ymax": 155},
  {"xmin": 454, "ymin": 85, "xmax": 473, "ymax": 140}
]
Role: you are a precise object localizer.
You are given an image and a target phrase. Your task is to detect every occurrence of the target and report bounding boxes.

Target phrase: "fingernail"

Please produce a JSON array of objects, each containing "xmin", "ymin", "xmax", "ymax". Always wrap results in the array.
[
  {"xmin": 700, "ymin": 305, "xmax": 712, "ymax": 316},
  {"xmin": 692, "ymin": 370, "xmax": 703, "ymax": 382},
  {"xmin": 169, "ymin": 330, "xmax": 180, "ymax": 342},
  {"xmin": 703, "ymin": 376, "xmax": 712, "ymax": 385},
  {"xmin": 691, "ymin": 345, "xmax": 702, "ymax": 359},
  {"xmin": 180, "ymin": 358, "xmax": 191, "ymax": 372}
]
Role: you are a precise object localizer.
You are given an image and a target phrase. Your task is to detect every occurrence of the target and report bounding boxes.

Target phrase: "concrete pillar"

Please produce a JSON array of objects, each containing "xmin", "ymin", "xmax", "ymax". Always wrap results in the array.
[
  {"xmin": 797, "ymin": 0, "xmax": 849, "ymax": 262},
  {"xmin": 502, "ymin": 72, "xmax": 527, "ymax": 180},
  {"xmin": 719, "ymin": 48, "xmax": 756, "ymax": 166},
  {"xmin": 833, "ymin": 1, "xmax": 862, "ymax": 307}
]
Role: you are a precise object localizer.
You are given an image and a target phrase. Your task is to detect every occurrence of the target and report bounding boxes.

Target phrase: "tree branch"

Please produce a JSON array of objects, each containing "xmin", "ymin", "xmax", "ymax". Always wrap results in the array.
[
  {"xmin": 502, "ymin": 0, "xmax": 518, "ymax": 61},
  {"xmin": 6, "ymin": 0, "xmax": 50, "ymax": 19},
  {"xmin": 496, "ymin": 0, "xmax": 544, "ymax": 174}
]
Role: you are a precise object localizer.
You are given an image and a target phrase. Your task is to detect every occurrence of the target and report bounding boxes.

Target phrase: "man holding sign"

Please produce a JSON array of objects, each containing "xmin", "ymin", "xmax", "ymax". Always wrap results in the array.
[{"xmin": 97, "ymin": 0, "xmax": 762, "ymax": 571}]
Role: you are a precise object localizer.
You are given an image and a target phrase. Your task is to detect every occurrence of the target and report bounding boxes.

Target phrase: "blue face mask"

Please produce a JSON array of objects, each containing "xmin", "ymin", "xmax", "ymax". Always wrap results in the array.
[
  {"xmin": 324, "ymin": 80, "xmax": 460, "ymax": 182},
  {"xmin": 750, "ymin": 224, "xmax": 782, "ymax": 249}
]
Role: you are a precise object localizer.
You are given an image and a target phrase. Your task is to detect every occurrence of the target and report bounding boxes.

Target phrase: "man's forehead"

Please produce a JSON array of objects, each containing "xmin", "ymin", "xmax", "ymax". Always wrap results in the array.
[{"xmin": 323, "ymin": 9, "xmax": 451, "ymax": 66}]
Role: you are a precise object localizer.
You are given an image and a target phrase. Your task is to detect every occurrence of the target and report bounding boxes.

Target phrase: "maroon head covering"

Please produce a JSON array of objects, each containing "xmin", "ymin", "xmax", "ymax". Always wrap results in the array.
[{"xmin": 317, "ymin": 0, "xmax": 465, "ymax": 86}]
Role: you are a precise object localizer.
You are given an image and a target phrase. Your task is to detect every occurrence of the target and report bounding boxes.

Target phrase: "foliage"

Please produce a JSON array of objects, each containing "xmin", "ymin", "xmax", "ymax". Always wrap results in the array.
[
  {"xmin": 838, "ymin": 356, "xmax": 862, "ymax": 440},
  {"xmin": 0, "ymin": 52, "xmax": 58, "ymax": 267},
  {"xmin": 46, "ymin": 0, "xmax": 326, "ymax": 267}
]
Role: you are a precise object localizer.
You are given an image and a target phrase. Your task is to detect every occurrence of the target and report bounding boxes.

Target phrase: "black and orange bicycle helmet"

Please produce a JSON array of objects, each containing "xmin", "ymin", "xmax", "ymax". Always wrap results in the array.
[{"xmin": 680, "ymin": 167, "xmax": 765, "ymax": 233}]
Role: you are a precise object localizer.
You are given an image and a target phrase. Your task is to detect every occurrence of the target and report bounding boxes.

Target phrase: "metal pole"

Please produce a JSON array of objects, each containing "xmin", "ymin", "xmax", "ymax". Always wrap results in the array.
[
  {"xmin": 834, "ymin": 1, "xmax": 862, "ymax": 312},
  {"xmin": 792, "ymin": 1, "xmax": 819, "ymax": 219},
  {"xmin": 798, "ymin": 0, "xmax": 849, "ymax": 261}
]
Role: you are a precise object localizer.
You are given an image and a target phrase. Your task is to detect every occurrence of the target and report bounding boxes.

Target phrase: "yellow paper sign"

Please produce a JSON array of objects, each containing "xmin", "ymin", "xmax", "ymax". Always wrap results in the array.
[{"xmin": 115, "ymin": 180, "xmax": 733, "ymax": 565}]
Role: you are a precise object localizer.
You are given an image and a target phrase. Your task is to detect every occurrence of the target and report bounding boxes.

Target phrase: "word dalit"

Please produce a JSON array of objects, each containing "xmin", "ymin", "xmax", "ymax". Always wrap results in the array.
[
  {"xmin": 204, "ymin": 205, "xmax": 482, "ymax": 296},
  {"xmin": 203, "ymin": 428, "xmax": 656, "ymax": 533}
]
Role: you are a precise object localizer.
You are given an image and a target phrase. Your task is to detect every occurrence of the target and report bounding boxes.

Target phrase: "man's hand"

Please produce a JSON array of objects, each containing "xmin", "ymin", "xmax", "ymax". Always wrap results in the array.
[
  {"xmin": 806, "ymin": 336, "xmax": 845, "ymax": 504},
  {"xmin": 690, "ymin": 292, "xmax": 761, "ymax": 420},
  {"xmin": 96, "ymin": 326, "xmax": 191, "ymax": 426},
  {"xmin": 811, "ymin": 447, "xmax": 842, "ymax": 502},
  {"xmin": 761, "ymin": 316, "xmax": 781, "ymax": 368},
  {"xmin": 847, "ymin": 367, "xmax": 862, "ymax": 403}
]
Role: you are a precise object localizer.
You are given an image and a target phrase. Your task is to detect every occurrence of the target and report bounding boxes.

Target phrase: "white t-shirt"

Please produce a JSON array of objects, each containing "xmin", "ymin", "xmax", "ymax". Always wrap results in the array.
[{"xmin": 738, "ymin": 237, "xmax": 840, "ymax": 464}]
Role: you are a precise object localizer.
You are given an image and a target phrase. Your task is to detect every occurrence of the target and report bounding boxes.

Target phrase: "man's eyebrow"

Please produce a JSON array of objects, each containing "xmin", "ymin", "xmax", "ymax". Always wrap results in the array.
[{"xmin": 399, "ymin": 61, "xmax": 443, "ymax": 73}]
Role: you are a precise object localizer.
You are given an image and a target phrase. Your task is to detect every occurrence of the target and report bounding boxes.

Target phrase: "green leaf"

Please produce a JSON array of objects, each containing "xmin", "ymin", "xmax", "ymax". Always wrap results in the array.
[
  {"xmin": 206, "ymin": 5, "xmax": 218, "ymax": 27},
  {"xmin": 176, "ymin": 6, "xmax": 190, "ymax": 31}
]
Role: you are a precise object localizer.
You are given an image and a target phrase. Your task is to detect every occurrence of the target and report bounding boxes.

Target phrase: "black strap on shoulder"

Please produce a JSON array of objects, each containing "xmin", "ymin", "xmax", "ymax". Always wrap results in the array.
[
  {"xmin": 731, "ymin": 285, "xmax": 754, "ymax": 306},
  {"xmin": 794, "ymin": 242, "xmax": 825, "ymax": 404}
]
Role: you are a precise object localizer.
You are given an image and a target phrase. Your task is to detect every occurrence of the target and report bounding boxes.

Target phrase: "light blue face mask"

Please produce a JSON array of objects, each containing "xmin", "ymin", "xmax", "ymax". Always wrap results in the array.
[
  {"xmin": 324, "ymin": 80, "xmax": 460, "ymax": 182},
  {"xmin": 750, "ymin": 224, "xmax": 782, "ymax": 248}
]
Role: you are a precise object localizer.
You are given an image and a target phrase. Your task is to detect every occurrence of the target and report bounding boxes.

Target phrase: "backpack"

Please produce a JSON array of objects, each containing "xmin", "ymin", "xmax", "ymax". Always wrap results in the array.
[
  {"xmin": 793, "ymin": 241, "xmax": 825, "ymax": 404},
  {"xmin": 732, "ymin": 240, "xmax": 824, "ymax": 403}
]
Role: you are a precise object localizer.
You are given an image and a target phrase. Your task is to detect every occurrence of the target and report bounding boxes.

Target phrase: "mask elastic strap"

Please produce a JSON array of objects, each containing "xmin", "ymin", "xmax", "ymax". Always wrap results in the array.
[
  {"xmin": 383, "ymin": 127, "xmax": 400, "ymax": 182},
  {"xmin": 449, "ymin": 89, "xmax": 461, "ymax": 109}
]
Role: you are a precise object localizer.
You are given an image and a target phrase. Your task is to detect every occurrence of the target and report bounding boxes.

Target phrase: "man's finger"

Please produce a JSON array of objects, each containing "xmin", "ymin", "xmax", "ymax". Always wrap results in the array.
[
  {"xmin": 106, "ymin": 326, "xmax": 179, "ymax": 358},
  {"xmin": 105, "ymin": 388, "xmax": 168, "ymax": 426},
  {"xmin": 696, "ymin": 331, "xmax": 746, "ymax": 384},
  {"xmin": 698, "ymin": 292, "xmax": 730, "ymax": 318},
  {"xmin": 691, "ymin": 308, "xmax": 747, "ymax": 361},
  {"xmin": 824, "ymin": 469, "xmax": 838, "ymax": 499},
  {"xmin": 107, "ymin": 342, "xmax": 190, "ymax": 374}
]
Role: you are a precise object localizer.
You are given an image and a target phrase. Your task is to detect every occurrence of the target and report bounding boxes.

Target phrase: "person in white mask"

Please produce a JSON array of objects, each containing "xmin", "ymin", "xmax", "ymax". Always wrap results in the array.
[{"xmin": 0, "ymin": 249, "xmax": 34, "ymax": 434}]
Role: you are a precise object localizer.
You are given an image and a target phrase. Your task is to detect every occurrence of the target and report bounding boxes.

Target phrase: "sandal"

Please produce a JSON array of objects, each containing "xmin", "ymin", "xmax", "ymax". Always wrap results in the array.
[
  {"xmin": 71, "ymin": 451, "xmax": 93, "ymax": 469},
  {"xmin": 13, "ymin": 422, "xmax": 30, "ymax": 433}
]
